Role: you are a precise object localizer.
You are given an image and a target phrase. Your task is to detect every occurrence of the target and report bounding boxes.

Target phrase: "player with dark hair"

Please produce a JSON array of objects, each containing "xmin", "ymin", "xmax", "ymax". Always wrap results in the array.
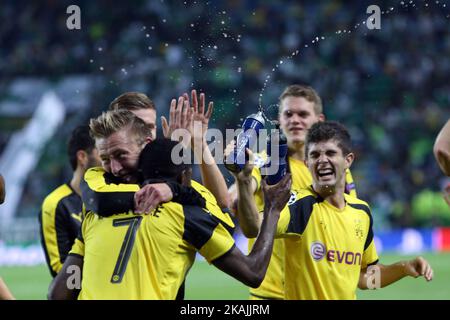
[
  {"xmin": 39, "ymin": 125, "xmax": 101, "ymax": 277},
  {"xmin": 48, "ymin": 135, "xmax": 292, "ymax": 299},
  {"xmin": 79, "ymin": 108, "xmax": 234, "ymax": 299},
  {"xmin": 235, "ymin": 121, "xmax": 433, "ymax": 299}
]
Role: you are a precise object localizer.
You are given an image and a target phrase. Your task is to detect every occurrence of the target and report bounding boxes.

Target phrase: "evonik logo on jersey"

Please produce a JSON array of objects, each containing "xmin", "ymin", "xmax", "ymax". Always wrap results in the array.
[{"xmin": 310, "ymin": 241, "xmax": 362, "ymax": 265}]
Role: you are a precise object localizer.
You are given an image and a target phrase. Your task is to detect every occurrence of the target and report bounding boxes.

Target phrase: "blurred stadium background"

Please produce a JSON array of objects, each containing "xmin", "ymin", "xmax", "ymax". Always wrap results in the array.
[{"xmin": 0, "ymin": 0, "xmax": 449, "ymax": 299}]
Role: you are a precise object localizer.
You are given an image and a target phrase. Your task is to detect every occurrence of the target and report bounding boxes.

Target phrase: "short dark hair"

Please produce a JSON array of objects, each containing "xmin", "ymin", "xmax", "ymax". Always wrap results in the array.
[
  {"xmin": 109, "ymin": 92, "xmax": 156, "ymax": 111},
  {"xmin": 68, "ymin": 125, "xmax": 96, "ymax": 171},
  {"xmin": 305, "ymin": 121, "xmax": 352, "ymax": 157},
  {"xmin": 138, "ymin": 138, "xmax": 190, "ymax": 184}
]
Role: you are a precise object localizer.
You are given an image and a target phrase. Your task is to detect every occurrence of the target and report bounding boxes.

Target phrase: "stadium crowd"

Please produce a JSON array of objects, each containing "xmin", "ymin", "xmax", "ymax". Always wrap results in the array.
[{"xmin": 0, "ymin": 0, "xmax": 449, "ymax": 233}]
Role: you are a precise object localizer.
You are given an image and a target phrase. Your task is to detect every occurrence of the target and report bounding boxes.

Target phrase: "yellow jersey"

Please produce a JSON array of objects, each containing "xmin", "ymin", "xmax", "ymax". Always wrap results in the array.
[
  {"xmin": 276, "ymin": 186, "xmax": 378, "ymax": 300},
  {"xmin": 249, "ymin": 154, "xmax": 357, "ymax": 299},
  {"xmin": 81, "ymin": 167, "xmax": 235, "ymax": 230},
  {"xmin": 39, "ymin": 183, "xmax": 83, "ymax": 276},
  {"xmin": 70, "ymin": 201, "xmax": 235, "ymax": 300}
]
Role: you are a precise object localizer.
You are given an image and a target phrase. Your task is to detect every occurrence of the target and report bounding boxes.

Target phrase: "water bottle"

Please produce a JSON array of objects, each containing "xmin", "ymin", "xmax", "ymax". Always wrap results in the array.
[
  {"xmin": 264, "ymin": 127, "xmax": 288, "ymax": 185},
  {"xmin": 225, "ymin": 111, "xmax": 265, "ymax": 173}
]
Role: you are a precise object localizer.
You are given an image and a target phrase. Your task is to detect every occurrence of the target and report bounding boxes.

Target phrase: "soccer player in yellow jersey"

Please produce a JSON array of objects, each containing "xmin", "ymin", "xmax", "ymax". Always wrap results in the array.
[
  {"xmin": 109, "ymin": 89, "xmax": 230, "ymax": 210},
  {"xmin": 237, "ymin": 121, "xmax": 434, "ymax": 300},
  {"xmin": 99, "ymin": 90, "xmax": 233, "ymax": 298},
  {"xmin": 228, "ymin": 85, "xmax": 357, "ymax": 300},
  {"xmin": 48, "ymin": 116, "xmax": 292, "ymax": 299}
]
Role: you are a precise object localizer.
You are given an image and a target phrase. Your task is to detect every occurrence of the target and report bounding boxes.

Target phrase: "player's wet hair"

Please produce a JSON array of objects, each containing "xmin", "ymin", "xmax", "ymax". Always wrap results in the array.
[
  {"xmin": 89, "ymin": 109, "xmax": 152, "ymax": 146},
  {"xmin": 138, "ymin": 138, "xmax": 191, "ymax": 184},
  {"xmin": 109, "ymin": 92, "xmax": 156, "ymax": 111},
  {"xmin": 305, "ymin": 121, "xmax": 352, "ymax": 157},
  {"xmin": 67, "ymin": 125, "xmax": 96, "ymax": 171},
  {"xmin": 279, "ymin": 84, "xmax": 323, "ymax": 115}
]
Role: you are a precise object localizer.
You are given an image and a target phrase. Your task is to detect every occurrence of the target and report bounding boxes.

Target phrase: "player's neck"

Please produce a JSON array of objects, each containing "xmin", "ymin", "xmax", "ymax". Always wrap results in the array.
[
  {"xmin": 288, "ymin": 142, "xmax": 306, "ymax": 161},
  {"xmin": 70, "ymin": 168, "xmax": 84, "ymax": 196},
  {"xmin": 324, "ymin": 192, "xmax": 346, "ymax": 210},
  {"xmin": 313, "ymin": 183, "xmax": 346, "ymax": 210}
]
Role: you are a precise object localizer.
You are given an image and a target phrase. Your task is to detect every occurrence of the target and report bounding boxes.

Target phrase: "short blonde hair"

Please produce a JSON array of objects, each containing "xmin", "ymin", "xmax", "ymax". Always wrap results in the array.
[
  {"xmin": 279, "ymin": 85, "xmax": 323, "ymax": 115},
  {"xmin": 89, "ymin": 109, "xmax": 152, "ymax": 145},
  {"xmin": 109, "ymin": 92, "xmax": 156, "ymax": 111}
]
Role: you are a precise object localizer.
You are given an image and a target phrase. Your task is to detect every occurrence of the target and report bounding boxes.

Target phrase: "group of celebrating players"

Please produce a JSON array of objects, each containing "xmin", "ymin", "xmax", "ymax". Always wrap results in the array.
[{"xmin": 3, "ymin": 83, "xmax": 449, "ymax": 300}]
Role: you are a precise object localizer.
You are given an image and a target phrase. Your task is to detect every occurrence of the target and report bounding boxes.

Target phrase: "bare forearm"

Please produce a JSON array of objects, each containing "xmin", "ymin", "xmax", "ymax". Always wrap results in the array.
[
  {"xmin": 0, "ymin": 278, "xmax": 14, "ymax": 300},
  {"xmin": 48, "ymin": 256, "xmax": 82, "ymax": 300},
  {"xmin": 244, "ymin": 208, "xmax": 280, "ymax": 285},
  {"xmin": 359, "ymin": 262, "xmax": 407, "ymax": 289},
  {"xmin": 212, "ymin": 206, "xmax": 280, "ymax": 288},
  {"xmin": 237, "ymin": 178, "xmax": 261, "ymax": 238},
  {"xmin": 194, "ymin": 140, "xmax": 230, "ymax": 208}
]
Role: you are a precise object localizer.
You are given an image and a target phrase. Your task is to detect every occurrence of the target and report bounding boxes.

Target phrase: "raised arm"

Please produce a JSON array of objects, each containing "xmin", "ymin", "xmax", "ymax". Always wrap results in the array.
[
  {"xmin": 225, "ymin": 143, "xmax": 261, "ymax": 238},
  {"xmin": 358, "ymin": 256, "xmax": 433, "ymax": 290},
  {"xmin": 161, "ymin": 90, "xmax": 230, "ymax": 208},
  {"xmin": 434, "ymin": 119, "xmax": 450, "ymax": 176},
  {"xmin": 212, "ymin": 174, "xmax": 291, "ymax": 287}
]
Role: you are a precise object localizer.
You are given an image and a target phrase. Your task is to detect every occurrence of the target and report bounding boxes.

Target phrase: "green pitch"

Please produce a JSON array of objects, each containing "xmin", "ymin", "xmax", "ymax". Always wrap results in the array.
[{"xmin": 1, "ymin": 252, "xmax": 449, "ymax": 300}]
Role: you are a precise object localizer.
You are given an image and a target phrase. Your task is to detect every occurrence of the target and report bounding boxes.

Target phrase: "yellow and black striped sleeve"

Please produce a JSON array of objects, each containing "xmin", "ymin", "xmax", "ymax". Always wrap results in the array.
[
  {"xmin": 39, "ymin": 185, "xmax": 79, "ymax": 277},
  {"xmin": 81, "ymin": 167, "xmax": 139, "ymax": 216},
  {"xmin": 276, "ymin": 192, "xmax": 316, "ymax": 237},
  {"xmin": 182, "ymin": 205, "xmax": 235, "ymax": 263}
]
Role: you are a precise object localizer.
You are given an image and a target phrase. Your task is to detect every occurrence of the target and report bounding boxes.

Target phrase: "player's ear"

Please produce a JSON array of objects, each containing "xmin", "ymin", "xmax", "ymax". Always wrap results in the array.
[
  {"xmin": 318, "ymin": 113, "xmax": 325, "ymax": 122},
  {"xmin": 145, "ymin": 136, "xmax": 153, "ymax": 144},
  {"xmin": 76, "ymin": 150, "xmax": 88, "ymax": 169}
]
